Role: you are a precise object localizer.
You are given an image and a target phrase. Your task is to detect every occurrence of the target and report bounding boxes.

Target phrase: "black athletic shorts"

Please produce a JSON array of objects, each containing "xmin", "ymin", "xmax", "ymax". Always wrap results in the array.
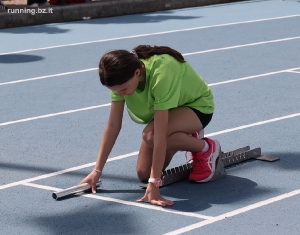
[{"xmin": 189, "ymin": 107, "xmax": 213, "ymax": 129}]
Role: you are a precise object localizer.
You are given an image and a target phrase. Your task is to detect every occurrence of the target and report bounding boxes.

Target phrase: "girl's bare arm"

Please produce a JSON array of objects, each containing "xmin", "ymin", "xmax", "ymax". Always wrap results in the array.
[{"xmin": 80, "ymin": 100, "xmax": 125, "ymax": 192}]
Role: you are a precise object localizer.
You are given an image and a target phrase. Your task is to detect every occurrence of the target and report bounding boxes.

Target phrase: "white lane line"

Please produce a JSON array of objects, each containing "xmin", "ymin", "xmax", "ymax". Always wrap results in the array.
[
  {"xmin": 206, "ymin": 113, "xmax": 300, "ymax": 137},
  {"xmin": 23, "ymin": 182, "xmax": 61, "ymax": 192},
  {"xmin": 0, "ymin": 68, "xmax": 97, "ymax": 86},
  {"xmin": 209, "ymin": 67, "xmax": 300, "ymax": 87},
  {"xmin": 2, "ymin": 111, "xmax": 300, "ymax": 191},
  {"xmin": 2, "ymin": 113, "xmax": 300, "ymax": 220},
  {"xmin": 184, "ymin": 36, "xmax": 300, "ymax": 56},
  {"xmin": 163, "ymin": 189, "xmax": 300, "ymax": 235},
  {"xmin": 1, "ymin": 35, "xmax": 300, "ymax": 87},
  {"xmin": 0, "ymin": 151, "xmax": 138, "ymax": 190},
  {"xmin": 1, "ymin": 66, "xmax": 299, "ymax": 127},
  {"xmin": 286, "ymin": 71, "xmax": 300, "ymax": 74},
  {"xmin": 22, "ymin": 182, "xmax": 213, "ymax": 220},
  {"xmin": 0, "ymin": 103, "xmax": 111, "ymax": 127},
  {"xmin": 0, "ymin": 14, "xmax": 299, "ymax": 56}
]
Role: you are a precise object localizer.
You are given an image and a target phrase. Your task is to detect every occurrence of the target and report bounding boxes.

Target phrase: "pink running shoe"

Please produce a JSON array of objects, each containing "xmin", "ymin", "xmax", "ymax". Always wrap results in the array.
[{"xmin": 189, "ymin": 137, "xmax": 220, "ymax": 182}]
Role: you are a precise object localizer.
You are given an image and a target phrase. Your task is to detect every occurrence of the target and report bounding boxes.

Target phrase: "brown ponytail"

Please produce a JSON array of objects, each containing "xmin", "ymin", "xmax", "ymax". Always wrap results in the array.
[{"xmin": 133, "ymin": 45, "xmax": 185, "ymax": 63}]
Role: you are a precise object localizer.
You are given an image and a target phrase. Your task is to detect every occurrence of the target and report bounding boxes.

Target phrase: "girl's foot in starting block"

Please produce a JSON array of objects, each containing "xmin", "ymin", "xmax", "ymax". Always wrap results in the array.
[{"xmin": 189, "ymin": 137, "xmax": 220, "ymax": 182}]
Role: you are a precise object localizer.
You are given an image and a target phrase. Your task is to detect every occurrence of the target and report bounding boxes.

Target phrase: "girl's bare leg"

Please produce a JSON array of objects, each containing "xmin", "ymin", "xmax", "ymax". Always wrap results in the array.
[
  {"xmin": 136, "ymin": 140, "xmax": 176, "ymax": 181},
  {"xmin": 136, "ymin": 106, "xmax": 204, "ymax": 181}
]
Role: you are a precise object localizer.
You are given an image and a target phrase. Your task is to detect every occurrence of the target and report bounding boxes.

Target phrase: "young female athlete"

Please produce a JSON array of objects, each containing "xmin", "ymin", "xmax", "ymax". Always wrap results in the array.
[{"xmin": 80, "ymin": 45, "xmax": 220, "ymax": 207}]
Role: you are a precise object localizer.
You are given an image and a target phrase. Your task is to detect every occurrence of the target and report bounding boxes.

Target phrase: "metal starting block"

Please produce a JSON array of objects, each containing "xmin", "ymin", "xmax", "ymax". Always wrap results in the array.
[{"xmin": 140, "ymin": 146, "xmax": 279, "ymax": 189}]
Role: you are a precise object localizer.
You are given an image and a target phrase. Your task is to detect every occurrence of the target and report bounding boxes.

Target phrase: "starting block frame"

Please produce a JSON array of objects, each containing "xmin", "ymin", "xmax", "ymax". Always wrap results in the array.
[{"xmin": 141, "ymin": 145, "xmax": 279, "ymax": 189}]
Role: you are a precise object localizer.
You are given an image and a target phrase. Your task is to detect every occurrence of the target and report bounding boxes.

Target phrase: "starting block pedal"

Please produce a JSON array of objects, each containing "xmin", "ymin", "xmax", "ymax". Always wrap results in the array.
[{"xmin": 140, "ymin": 146, "xmax": 279, "ymax": 189}]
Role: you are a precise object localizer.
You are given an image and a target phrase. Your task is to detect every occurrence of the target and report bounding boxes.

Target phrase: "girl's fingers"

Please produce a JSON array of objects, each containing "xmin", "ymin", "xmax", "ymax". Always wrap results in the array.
[
  {"xmin": 150, "ymin": 199, "xmax": 173, "ymax": 207},
  {"xmin": 141, "ymin": 198, "xmax": 174, "ymax": 206},
  {"xmin": 150, "ymin": 199, "xmax": 165, "ymax": 206},
  {"xmin": 136, "ymin": 196, "xmax": 146, "ymax": 202},
  {"xmin": 79, "ymin": 178, "xmax": 86, "ymax": 185},
  {"xmin": 157, "ymin": 196, "xmax": 174, "ymax": 205},
  {"xmin": 137, "ymin": 195, "xmax": 174, "ymax": 206},
  {"xmin": 157, "ymin": 198, "xmax": 174, "ymax": 206},
  {"xmin": 91, "ymin": 184, "xmax": 97, "ymax": 194}
]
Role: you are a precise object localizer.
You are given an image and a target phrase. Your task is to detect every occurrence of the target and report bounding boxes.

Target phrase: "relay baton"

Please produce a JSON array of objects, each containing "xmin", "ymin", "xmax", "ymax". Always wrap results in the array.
[{"xmin": 52, "ymin": 181, "xmax": 102, "ymax": 200}]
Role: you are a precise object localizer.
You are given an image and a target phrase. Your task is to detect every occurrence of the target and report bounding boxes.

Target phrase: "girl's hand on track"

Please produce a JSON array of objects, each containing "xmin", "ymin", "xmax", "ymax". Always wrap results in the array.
[
  {"xmin": 80, "ymin": 170, "xmax": 101, "ymax": 194},
  {"xmin": 137, "ymin": 183, "xmax": 174, "ymax": 206}
]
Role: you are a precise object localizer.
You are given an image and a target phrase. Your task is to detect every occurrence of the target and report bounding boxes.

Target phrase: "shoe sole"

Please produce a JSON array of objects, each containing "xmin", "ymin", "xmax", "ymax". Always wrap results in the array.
[{"xmin": 190, "ymin": 140, "xmax": 221, "ymax": 183}]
